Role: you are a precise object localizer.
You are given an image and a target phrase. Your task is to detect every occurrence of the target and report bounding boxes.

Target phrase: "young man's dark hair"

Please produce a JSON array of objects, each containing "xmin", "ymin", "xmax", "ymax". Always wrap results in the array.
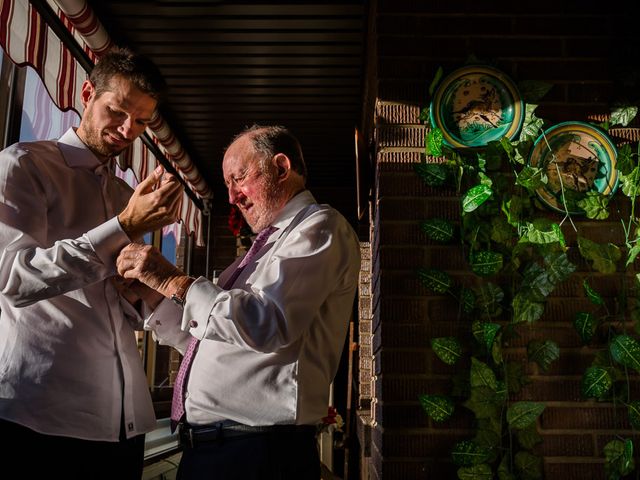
[{"xmin": 89, "ymin": 46, "xmax": 167, "ymax": 101}]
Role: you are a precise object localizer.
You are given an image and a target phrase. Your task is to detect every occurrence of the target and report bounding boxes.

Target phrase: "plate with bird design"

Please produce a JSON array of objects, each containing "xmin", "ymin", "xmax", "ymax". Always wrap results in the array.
[
  {"xmin": 430, "ymin": 65, "xmax": 524, "ymax": 148},
  {"xmin": 528, "ymin": 121, "xmax": 619, "ymax": 214}
]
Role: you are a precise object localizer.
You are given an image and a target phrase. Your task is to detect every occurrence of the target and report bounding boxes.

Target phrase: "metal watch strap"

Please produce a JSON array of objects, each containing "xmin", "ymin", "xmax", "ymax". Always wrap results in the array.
[{"xmin": 170, "ymin": 276, "xmax": 195, "ymax": 306}]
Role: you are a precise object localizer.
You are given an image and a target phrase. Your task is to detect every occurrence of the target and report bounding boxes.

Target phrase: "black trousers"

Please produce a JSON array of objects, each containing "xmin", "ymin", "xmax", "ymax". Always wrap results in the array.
[
  {"xmin": 177, "ymin": 427, "xmax": 321, "ymax": 480},
  {"xmin": 0, "ymin": 418, "xmax": 145, "ymax": 480}
]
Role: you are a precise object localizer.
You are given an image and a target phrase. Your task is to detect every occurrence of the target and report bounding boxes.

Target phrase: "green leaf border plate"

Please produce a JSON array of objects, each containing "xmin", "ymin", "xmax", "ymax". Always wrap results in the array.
[
  {"xmin": 528, "ymin": 121, "xmax": 619, "ymax": 214},
  {"xmin": 430, "ymin": 65, "xmax": 524, "ymax": 148}
]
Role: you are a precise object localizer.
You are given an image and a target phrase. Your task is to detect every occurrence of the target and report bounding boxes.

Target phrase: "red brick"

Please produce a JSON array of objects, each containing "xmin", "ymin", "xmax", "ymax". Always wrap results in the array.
[
  {"xmin": 380, "ymin": 375, "xmax": 450, "ymax": 401},
  {"xmin": 544, "ymin": 461, "xmax": 605, "ymax": 480},
  {"xmin": 535, "ymin": 433, "xmax": 595, "ymax": 457},
  {"xmin": 377, "ymin": 349, "xmax": 428, "ymax": 375},
  {"xmin": 375, "ymin": 427, "xmax": 468, "ymax": 458},
  {"xmin": 377, "ymin": 15, "xmax": 512, "ymax": 36},
  {"xmin": 540, "ymin": 406, "xmax": 632, "ymax": 430}
]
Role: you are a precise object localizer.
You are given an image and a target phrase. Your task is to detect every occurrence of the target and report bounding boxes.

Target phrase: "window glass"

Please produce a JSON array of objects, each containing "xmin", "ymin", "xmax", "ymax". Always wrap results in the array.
[{"xmin": 19, "ymin": 67, "xmax": 79, "ymax": 141}]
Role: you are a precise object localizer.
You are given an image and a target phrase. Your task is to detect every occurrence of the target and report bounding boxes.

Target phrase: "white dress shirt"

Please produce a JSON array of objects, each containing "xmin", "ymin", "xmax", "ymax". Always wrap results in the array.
[
  {"xmin": 0, "ymin": 128, "xmax": 156, "ymax": 441},
  {"xmin": 150, "ymin": 191, "xmax": 361, "ymax": 426}
]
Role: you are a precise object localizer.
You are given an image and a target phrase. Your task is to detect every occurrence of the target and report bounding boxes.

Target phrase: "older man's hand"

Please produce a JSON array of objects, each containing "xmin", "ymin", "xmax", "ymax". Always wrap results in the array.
[{"xmin": 117, "ymin": 243, "xmax": 186, "ymax": 298}]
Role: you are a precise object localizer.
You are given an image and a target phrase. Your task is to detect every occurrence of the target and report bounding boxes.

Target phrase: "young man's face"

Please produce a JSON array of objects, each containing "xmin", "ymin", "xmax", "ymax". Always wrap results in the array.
[
  {"xmin": 222, "ymin": 136, "xmax": 284, "ymax": 233},
  {"xmin": 77, "ymin": 75, "xmax": 157, "ymax": 159}
]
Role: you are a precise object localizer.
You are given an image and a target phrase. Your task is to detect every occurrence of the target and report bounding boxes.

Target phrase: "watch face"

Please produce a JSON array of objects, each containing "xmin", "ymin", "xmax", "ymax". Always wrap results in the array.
[{"xmin": 171, "ymin": 293, "xmax": 185, "ymax": 307}]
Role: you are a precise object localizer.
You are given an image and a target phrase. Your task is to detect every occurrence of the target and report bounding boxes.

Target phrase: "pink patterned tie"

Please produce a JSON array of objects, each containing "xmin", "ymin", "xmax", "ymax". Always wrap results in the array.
[{"xmin": 170, "ymin": 226, "xmax": 278, "ymax": 431}]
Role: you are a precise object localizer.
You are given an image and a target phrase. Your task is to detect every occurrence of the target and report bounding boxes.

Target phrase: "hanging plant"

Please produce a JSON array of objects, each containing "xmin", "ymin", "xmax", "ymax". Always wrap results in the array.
[{"xmin": 414, "ymin": 64, "xmax": 640, "ymax": 479}]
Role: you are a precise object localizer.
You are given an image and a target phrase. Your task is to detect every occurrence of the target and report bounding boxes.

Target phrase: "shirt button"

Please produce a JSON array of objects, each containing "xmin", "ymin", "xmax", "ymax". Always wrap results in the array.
[{"xmin": 189, "ymin": 320, "xmax": 198, "ymax": 329}]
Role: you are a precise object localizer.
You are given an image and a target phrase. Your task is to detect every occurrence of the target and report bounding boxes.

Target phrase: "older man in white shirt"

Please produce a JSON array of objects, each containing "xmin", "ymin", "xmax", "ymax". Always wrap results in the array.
[{"xmin": 117, "ymin": 125, "xmax": 361, "ymax": 480}]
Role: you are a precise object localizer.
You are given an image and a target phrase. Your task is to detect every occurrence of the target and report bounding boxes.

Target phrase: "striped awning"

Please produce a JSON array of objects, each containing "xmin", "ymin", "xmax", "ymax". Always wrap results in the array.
[{"xmin": 0, "ymin": 0, "xmax": 210, "ymax": 244}]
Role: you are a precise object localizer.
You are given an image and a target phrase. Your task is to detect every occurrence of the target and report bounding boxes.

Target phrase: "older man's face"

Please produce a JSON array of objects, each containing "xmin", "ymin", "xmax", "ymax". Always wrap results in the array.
[{"xmin": 222, "ymin": 136, "xmax": 283, "ymax": 232}]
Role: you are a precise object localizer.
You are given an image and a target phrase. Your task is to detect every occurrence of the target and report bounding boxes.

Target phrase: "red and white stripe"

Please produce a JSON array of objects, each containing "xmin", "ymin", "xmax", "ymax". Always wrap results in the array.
[{"xmin": 0, "ymin": 0, "xmax": 207, "ymax": 244}]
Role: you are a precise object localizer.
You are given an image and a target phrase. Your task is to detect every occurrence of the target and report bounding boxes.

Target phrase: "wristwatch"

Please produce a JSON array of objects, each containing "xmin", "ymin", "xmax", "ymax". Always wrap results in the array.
[{"xmin": 170, "ymin": 276, "xmax": 195, "ymax": 307}]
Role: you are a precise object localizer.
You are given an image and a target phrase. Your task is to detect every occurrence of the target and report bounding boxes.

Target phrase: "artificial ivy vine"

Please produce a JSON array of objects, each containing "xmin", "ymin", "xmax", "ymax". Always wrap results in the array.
[{"xmin": 415, "ymin": 66, "xmax": 640, "ymax": 479}]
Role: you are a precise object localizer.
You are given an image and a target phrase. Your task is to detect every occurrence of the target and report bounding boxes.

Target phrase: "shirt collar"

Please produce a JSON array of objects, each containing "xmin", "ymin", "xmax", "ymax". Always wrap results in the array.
[
  {"xmin": 270, "ymin": 190, "xmax": 316, "ymax": 232},
  {"xmin": 57, "ymin": 128, "xmax": 106, "ymax": 171}
]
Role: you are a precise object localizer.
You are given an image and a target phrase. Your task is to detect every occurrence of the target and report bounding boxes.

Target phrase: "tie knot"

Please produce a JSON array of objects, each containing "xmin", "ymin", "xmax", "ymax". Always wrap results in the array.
[{"xmin": 94, "ymin": 161, "xmax": 112, "ymax": 177}]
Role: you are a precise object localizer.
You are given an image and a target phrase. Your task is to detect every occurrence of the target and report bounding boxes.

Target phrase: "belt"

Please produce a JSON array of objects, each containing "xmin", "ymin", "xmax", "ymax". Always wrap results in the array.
[{"xmin": 178, "ymin": 421, "xmax": 316, "ymax": 448}]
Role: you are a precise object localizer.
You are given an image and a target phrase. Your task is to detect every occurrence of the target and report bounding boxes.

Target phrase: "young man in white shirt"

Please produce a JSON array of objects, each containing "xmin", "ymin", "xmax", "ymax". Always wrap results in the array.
[{"xmin": 0, "ymin": 47, "xmax": 183, "ymax": 479}]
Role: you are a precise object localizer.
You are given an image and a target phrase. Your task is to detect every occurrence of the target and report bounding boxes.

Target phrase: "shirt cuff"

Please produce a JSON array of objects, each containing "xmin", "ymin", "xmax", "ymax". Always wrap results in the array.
[
  {"xmin": 86, "ymin": 216, "xmax": 131, "ymax": 267},
  {"xmin": 181, "ymin": 276, "xmax": 220, "ymax": 339},
  {"xmin": 145, "ymin": 297, "xmax": 192, "ymax": 354}
]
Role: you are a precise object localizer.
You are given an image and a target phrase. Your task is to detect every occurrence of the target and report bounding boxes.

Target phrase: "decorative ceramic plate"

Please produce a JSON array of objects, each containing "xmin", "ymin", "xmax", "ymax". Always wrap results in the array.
[
  {"xmin": 430, "ymin": 65, "xmax": 524, "ymax": 148},
  {"xmin": 528, "ymin": 121, "xmax": 619, "ymax": 214}
]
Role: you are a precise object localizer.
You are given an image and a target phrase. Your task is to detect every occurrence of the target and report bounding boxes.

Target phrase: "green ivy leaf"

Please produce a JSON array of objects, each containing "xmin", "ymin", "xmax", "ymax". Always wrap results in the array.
[
  {"xmin": 500, "ymin": 137, "xmax": 523, "ymax": 165},
  {"xmin": 474, "ymin": 417, "xmax": 502, "ymax": 449},
  {"xmin": 628, "ymin": 401, "xmax": 640, "ymax": 429},
  {"xmin": 418, "ymin": 106, "xmax": 430, "ymax": 123},
  {"xmin": 462, "ymin": 184, "xmax": 493, "ymax": 213},
  {"xmin": 457, "ymin": 464, "xmax": 493, "ymax": 480},
  {"xmin": 505, "ymin": 362, "xmax": 529, "ymax": 395},
  {"xmin": 460, "ymin": 287, "xmax": 476, "ymax": 314},
  {"xmin": 476, "ymin": 282, "xmax": 504, "ymax": 319},
  {"xmin": 610, "ymin": 105, "xmax": 638, "ymax": 127},
  {"xmin": 512, "ymin": 293, "xmax": 545, "ymax": 324},
  {"xmin": 578, "ymin": 236, "xmax": 621, "ymax": 274},
  {"xmin": 620, "ymin": 167, "xmax": 640, "ymax": 198},
  {"xmin": 527, "ymin": 339, "xmax": 560, "ymax": 372},
  {"xmin": 616, "ymin": 144, "xmax": 634, "ymax": 175},
  {"xmin": 414, "ymin": 162, "xmax": 448, "ymax": 186},
  {"xmin": 498, "ymin": 455, "xmax": 516, "ymax": 480},
  {"xmin": 420, "ymin": 218, "xmax": 455, "ymax": 243},
  {"xmin": 425, "ymin": 127, "xmax": 444, "ymax": 156},
  {"xmin": 583, "ymin": 280, "xmax": 605, "ymax": 306},
  {"xmin": 470, "ymin": 358, "xmax": 498, "ymax": 390},
  {"xmin": 464, "ymin": 386, "xmax": 502, "ymax": 419},
  {"xmin": 519, "ymin": 104, "xmax": 544, "ymax": 143},
  {"xmin": 470, "ymin": 251, "xmax": 503, "ymax": 277},
  {"xmin": 543, "ymin": 252, "xmax": 576, "ymax": 284},
  {"xmin": 610, "ymin": 335, "xmax": 640, "ymax": 372},
  {"xmin": 581, "ymin": 366, "xmax": 613, "ymax": 398},
  {"xmin": 519, "ymin": 220, "xmax": 564, "ymax": 245},
  {"xmin": 451, "ymin": 440, "xmax": 491, "ymax": 466},
  {"xmin": 573, "ymin": 312, "xmax": 596, "ymax": 344},
  {"xmin": 514, "ymin": 451, "xmax": 543, "ymax": 480},
  {"xmin": 491, "ymin": 216, "xmax": 515, "ymax": 246},
  {"xmin": 517, "ymin": 423, "xmax": 543, "ymax": 449},
  {"xmin": 576, "ymin": 191, "xmax": 610, "ymax": 219},
  {"xmin": 604, "ymin": 439, "xmax": 635, "ymax": 478},
  {"xmin": 418, "ymin": 394, "xmax": 454, "ymax": 422},
  {"xmin": 472, "ymin": 321, "xmax": 501, "ymax": 351},
  {"xmin": 518, "ymin": 81, "xmax": 553, "ymax": 104},
  {"xmin": 627, "ymin": 243, "xmax": 640, "ymax": 268},
  {"xmin": 431, "ymin": 337, "xmax": 463, "ymax": 365},
  {"xmin": 516, "ymin": 165, "xmax": 547, "ymax": 191},
  {"xmin": 506, "ymin": 401, "xmax": 545, "ymax": 430},
  {"xmin": 417, "ymin": 268, "xmax": 452, "ymax": 293}
]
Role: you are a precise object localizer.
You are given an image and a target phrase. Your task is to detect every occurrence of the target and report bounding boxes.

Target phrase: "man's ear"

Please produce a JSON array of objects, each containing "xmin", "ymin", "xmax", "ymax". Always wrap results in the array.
[
  {"xmin": 80, "ymin": 80, "xmax": 95, "ymax": 108},
  {"xmin": 273, "ymin": 153, "xmax": 291, "ymax": 180}
]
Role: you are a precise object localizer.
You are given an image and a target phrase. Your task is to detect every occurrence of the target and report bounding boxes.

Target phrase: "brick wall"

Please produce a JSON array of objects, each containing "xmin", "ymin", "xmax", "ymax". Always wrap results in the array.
[{"xmin": 365, "ymin": 1, "xmax": 639, "ymax": 478}]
